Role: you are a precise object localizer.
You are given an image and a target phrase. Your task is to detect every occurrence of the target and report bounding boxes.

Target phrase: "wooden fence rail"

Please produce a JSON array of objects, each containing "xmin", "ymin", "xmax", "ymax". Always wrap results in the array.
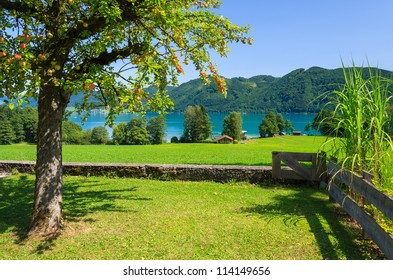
[
  {"xmin": 327, "ymin": 159, "xmax": 393, "ymax": 259},
  {"xmin": 272, "ymin": 151, "xmax": 326, "ymax": 182}
]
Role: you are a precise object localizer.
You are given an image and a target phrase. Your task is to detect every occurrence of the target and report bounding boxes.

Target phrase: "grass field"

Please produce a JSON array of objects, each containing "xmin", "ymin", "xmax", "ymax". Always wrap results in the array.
[
  {"xmin": 0, "ymin": 174, "xmax": 378, "ymax": 260},
  {"xmin": 0, "ymin": 136, "xmax": 327, "ymax": 165}
]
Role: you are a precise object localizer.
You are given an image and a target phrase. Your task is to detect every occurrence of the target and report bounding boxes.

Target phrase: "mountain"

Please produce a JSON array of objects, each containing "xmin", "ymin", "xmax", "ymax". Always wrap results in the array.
[
  {"xmin": 167, "ymin": 67, "xmax": 393, "ymax": 113},
  {"xmin": 2, "ymin": 67, "xmax": 392, "ymax": 113}
]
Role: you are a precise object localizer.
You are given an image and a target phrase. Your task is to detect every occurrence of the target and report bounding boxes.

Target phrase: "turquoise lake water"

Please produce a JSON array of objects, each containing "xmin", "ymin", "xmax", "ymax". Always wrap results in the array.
[{"xmin": 68, "ymin": 111, "xmax": 317, "ymax": 141}]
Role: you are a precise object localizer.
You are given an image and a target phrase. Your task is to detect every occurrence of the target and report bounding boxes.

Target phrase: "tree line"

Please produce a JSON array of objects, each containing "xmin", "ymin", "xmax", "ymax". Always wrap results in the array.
[
  {"xmin": 0, "ymin": 105, "xmax": 108, "ymax": 145},
  {"xmin": 0, "ymin": 104, "xmax": 299, "ymax": 146},
  {"xmin": 177, "ymin": 105, "xmax": 295, "ymax": 142},
  {"xmin": 0, "ymin": 105, "xmax": 37, "ymax": 144},
  {"xmin": 0, "ymin": 105, "xmax": 168, "ymax": 145}
]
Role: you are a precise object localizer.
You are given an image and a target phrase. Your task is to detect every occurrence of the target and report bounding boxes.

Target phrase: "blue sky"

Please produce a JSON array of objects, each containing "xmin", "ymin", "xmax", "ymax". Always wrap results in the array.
[{"xmin": 178, "ymin": 0, "xmax": 393, "ymax": 83}]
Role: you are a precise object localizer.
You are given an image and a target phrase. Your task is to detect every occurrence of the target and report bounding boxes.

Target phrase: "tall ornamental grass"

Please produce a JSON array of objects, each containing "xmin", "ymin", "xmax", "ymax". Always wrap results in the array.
[
  {"xmin": 323, "ymin": 64, "xmax": 393, "ymax": 235},
  {"xmin": 328, "ymin": 64, "xmax": 393, "ymax": 190}
]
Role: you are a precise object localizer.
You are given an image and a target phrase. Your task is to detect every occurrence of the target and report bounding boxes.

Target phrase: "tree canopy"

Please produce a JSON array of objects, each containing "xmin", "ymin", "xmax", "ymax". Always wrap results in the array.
[
  {"xmin": 147, "ymin": 114, "xmax": 166, "ymax": 144},
  {"xmin": 182, "ymin": 105, "xmax": 212, "ymax": 142},
  {"xmin": 0, "ymin": 0, "xmax": 251, "ymax": 120},
  {"xmin": 258, "ymin": 111, "xmax": 294, "ymax": 137},
  {"xmin": 258, "ymin": 111, "xmax": 278, "ymax": 137},
  {"xmin": 222, "ymin": 111, "xmax": 242, "ymax": 141},
  {"xmin": 0, "ymin": 0, "xmax": 251, "ymax": 235},
  {"xmin": 0, "ymin": 105, "xmax": 38, "ymax": 143},
  {"xmin": 90, "ymin": 126, "xmax": 109, "ymax": 144}
]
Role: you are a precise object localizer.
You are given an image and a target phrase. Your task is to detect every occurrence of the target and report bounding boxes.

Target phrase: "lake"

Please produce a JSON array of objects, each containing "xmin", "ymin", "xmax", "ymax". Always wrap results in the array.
[{"xmin": 68, "ymin": 111, "xmax": 317, "ymax": 141}]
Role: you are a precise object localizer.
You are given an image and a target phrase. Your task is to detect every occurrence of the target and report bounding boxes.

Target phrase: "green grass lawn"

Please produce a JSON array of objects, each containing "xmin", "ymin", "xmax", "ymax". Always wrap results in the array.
[
  {"xmin": 0, "ymin": 174, "xmax": 377, "ymax": 260},
  {"xmin": 0, "ymin": 136, "xmax": 328, "ymax": 165}
]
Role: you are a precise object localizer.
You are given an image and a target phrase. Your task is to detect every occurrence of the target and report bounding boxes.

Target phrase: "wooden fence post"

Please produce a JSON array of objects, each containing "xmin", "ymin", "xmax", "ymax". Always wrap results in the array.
[
  {"xmin": 317, "ymin": 151, "xmax": 327, "ymax": 182},
  {"xmin": 311, "ymin": 153, "xmax": 317, "ymax": 181},
  {"xmin": 272, "ymin": 151, "xmax": 281, "ymax": 179},
  {"xmin": 361, "ymin": 170, "xmax": 374, "ymax": 239}
]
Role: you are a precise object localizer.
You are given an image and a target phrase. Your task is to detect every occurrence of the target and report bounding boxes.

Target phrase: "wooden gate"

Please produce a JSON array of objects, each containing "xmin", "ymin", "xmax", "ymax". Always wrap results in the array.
[{"xmin": 272, "ymin": 151, "xmax": 326, "ymax": 182}]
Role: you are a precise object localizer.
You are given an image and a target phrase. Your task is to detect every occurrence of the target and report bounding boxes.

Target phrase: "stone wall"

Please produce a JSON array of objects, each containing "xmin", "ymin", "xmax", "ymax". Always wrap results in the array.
[{"xmin": 0, "ymin": 160, "xmax": 309, "ymax": 184}]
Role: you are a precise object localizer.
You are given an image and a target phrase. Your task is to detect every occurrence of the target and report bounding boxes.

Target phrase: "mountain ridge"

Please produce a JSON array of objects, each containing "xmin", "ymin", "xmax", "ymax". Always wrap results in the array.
[
  {"xmin": 167, "ymin": 66, "xmax": 393, "ymax": 113},
  {"xmin": 2, "ymin": 66, "xmax": 392, "ymax": 113}
]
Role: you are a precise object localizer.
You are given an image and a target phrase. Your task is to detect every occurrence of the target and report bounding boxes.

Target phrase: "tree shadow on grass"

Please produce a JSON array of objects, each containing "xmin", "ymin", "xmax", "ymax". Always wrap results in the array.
[
  {"xmin": 0, "ymin": 175, "xmax": 152, "ymax": 256},
  {"xmin": 0, "ymin": 175, "xmax": 34, "ymax": 237},
  {"xmin": 239, "ymin": 185, "xmax": 374, "ymax": 259},
  {"xmin": 62, "ymin": 177, "xmax": 152, "ymax": 223}
]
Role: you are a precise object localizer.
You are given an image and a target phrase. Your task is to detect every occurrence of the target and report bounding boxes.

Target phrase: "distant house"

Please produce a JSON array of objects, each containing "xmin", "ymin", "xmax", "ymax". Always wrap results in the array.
[
  {"xmin": 216, "ymin": 135, "xmax": 234, "ymax": 144},
  {"xmin": 293, "ymin": 131, "xmax": 302, "ymax": 136}
]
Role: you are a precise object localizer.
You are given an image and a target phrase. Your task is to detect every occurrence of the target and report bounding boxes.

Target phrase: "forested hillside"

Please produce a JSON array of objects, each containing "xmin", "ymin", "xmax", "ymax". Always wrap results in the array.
[
  {"xmin": 168, "ymin": 67, "xmax": 393, "ymax": 113},
  {"xmin": 2, "ymin": 67, "xmax": 391, "ymax": 113}
]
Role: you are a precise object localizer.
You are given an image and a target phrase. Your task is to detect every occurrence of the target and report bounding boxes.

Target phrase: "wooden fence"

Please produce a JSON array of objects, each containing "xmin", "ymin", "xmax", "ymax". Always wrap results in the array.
[
  {"xmin": 272, "ymin": 151, "xmax": 326, "ymax": 182},
  {"xmin": 327, "ymin": 159, "xmax": 393, "ymax": 259},
  {"xmin": 272, "ymin": 152, "xmax": 393, "ymax": 259}
]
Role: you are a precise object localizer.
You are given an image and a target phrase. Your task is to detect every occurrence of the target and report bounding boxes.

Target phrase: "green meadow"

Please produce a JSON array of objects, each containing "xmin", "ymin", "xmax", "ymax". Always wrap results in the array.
[
  {"xmin": 0, "ymin": 175, "xmax": 377, "ymax": 260},
  {"xmin": 1, "ymin": 135, "xmax": 381, "ymax": 260},
  {"xmin": 0, "ymin": 136, "xmax": 327, "ymax": 166}
]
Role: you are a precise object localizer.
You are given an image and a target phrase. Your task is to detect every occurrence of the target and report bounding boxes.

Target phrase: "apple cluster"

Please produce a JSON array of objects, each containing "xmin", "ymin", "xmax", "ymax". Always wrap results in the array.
[
  {"xmin": 0, "ymin": 34, "xmax": 30, "ymax": 67},
  {"xmin": 171, "ymin": 54, "xmax": 184, "ymax": 74}
]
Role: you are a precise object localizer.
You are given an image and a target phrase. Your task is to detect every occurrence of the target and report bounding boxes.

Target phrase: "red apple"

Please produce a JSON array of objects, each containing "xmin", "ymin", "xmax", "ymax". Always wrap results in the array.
[
  {"xmin": 88, "ymin": 83, "xmax": 95, "ymax": 90},
  {"xmin": 24, "ymin": 34, "xmax": 30, "ymax": 41},
  {"xmin": 176, "ymin": 65, "xmax": 184, "ymax": 73},
  {"xmin": 0, "ymin": 37, "xmax": 5, "ymax": 42},
  {"xmin": 14, "ymin": 53, "xmax": 22, "ymax": 60},
  {"xmin": 134, "ymin": 88, "xmax": 141, "ymax": 94},
  {"xmin": 0, "ymin": 51, "xmax": 6, "ymax": 57},
  {"xmin": 38, "ymin": 54, "xmax": 46, "ymax": 60},
  {"xmin": 6, "ymin": 58, "xmax": 11, "ymax": 64},
  {"xmin": 20, "ymin": 43, "xmax": 26, "ymax": 49}
]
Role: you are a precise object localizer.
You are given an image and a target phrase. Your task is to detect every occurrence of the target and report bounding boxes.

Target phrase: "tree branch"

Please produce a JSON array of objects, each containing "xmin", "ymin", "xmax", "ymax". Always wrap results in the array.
[
  {"xmin": 0, "ymin": 0, "xmax": 43, "ymax": 17},
  {"xmin": 67, "ymin": 43, "xmax": 145, "ymax": 81},
  {"xmin": 64, "ymin": 0, "xmax": 147, "ymax": 44},
  {"xmin": 90, "ymin": 45, "xmax": 143, "ymax": 66}
]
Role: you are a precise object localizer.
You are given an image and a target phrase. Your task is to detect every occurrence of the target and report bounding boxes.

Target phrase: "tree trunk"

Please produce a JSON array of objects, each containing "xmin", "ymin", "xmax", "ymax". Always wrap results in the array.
[{"xmin": 29, "ymin": 84, "xmax": 69, "ymax": 236}]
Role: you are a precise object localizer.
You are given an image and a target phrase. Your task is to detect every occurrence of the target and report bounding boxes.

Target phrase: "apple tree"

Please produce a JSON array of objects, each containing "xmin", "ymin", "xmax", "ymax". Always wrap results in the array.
[{"xmin": 0, "ymin": 0, "xmax": 251, "ymax": 236}]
